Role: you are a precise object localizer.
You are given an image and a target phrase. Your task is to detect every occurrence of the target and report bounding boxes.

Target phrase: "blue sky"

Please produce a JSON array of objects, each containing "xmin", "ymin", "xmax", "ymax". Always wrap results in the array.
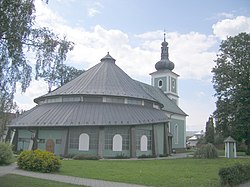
[{"xmin": 14, "ymin": 0, "xmax": 250, "ymax": 131}]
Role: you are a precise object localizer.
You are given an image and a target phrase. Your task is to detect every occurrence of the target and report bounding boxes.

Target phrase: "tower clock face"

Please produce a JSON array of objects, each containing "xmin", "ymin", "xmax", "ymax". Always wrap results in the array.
[{"xmin": 171, "ymin": 77, "xmax": 177, "ymax": 93}]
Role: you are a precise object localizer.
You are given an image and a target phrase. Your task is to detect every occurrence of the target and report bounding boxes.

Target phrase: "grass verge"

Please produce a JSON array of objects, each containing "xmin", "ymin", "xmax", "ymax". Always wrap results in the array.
[
  {"xmin": 59, "ymin": 158, "xmax": 250, "ymax": 187},
  {"xmin": 0, "ymin": 174, "xmax": 83, "ymax": 187}
]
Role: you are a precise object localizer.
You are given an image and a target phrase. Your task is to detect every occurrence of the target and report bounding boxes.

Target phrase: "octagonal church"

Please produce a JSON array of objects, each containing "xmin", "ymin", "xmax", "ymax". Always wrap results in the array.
[{"xmin": 9, "ymin": 37, "xmax": 187, "ymax": 158}]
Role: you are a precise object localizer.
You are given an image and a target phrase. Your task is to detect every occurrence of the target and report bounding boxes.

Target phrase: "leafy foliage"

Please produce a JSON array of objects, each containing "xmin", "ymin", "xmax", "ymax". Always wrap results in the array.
[
  {"xmin": 205, "ymin": 117, "xmax": 215, "ymax": 143},
  {"xmin": 194, "ymin": 143, "xmax": 218, "ymax": 159},
  {"xmin": 0, "ymin": 0, "xmax": 74, "ymax": 115},
  {"xmin": 17, "ymin": 149, "xmax": 61, "ymax": 173},
  {"xmin": 219, "ymin": 163, "xmax": 250, "ymax": 187},
  {"xmin": 212, "ymin": 32, "xmax": 250, "ymax": 154},
  {"xmin": 39, "ymin": 64, "xmax": 84, "ymax": 92},
  {"xmin": 72, "ymin": 154, "xmax": 100, "ymax": 160},
  {"xmin": 0, "ymin": 142, "xmax": 14, "ymax": 165}
]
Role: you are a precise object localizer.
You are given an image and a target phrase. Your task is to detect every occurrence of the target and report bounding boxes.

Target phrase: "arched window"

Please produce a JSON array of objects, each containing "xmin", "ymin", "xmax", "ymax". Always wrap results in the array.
[
  {"xmin": 158, "ymin": 80, "xmax": 163, "ymax": 88},
  {"xmin": 79, "ymin": 133, "xmax": 89, "ymax": 151},
  {"xmin": 140, "ymin": 135, "xmax": 148, "ymax": 151},
  {"xmin": 174, "ymin": 125, "xmax": 178, "ymax": 144},
  {"xmin": 113, "ymin": 134, "xmax": 122, "ymax": 151}
]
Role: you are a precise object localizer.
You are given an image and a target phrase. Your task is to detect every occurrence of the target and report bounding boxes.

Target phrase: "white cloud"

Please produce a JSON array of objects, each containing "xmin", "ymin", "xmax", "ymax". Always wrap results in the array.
[
  {"xmin": 217, "ymin": 12, "xmax": 234, "ymax": 19},
  {"xmin": 14, "ymin": 80, "xmax": 48, "ymax": 111},
  {"xmin": 212, "ymin": 16, "xmax": 250, "ymax": 40},
  {"xmin": 88, "ymin": 8, "xmax": 100, "ymax": 17},
  {"xmin": 87, "ymin": 1, "xmax": 103, "ymax": 17}
]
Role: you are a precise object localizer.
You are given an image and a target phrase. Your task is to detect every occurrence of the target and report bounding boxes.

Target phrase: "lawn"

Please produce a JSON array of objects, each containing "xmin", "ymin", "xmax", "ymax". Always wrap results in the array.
[
  {"xmin": 59, "ymin": 158, "xmax": 250, "ymax": 187},
  {"xmin": 0, "ymin": 174, "xmax": 82, "ymax": 187}
]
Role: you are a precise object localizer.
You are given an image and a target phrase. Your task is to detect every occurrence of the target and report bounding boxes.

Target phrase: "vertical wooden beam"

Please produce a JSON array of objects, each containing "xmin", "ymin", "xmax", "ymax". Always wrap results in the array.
[
  {"xmin": 32, "ymin": 129, "xmax": 39, "ymax": 150},
  {"xmin": 130, "ymin": 126, "xmax": 136, "ymax": 158},
  {"xmin": 98, "ymin": 127, "xmax": 105, "ymax": 158},
  {"xmin": 152, "ymin": 124, "xmax": 158, "ymax": 157},
  {"xmin": 164, "ymin": 122, "xmax": 170, "ymax": 155},
  {"xmin": 63, "ymin": 127, "xmax": 70, "ymax": 156}
]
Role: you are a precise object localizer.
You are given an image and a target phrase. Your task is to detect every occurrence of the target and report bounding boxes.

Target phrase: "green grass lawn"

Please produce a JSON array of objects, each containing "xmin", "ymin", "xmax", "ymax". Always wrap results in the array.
[
  {"xmin": 0, "ymin": 174, "xmax": 83, "ymax": 187},
  {"xmin": 59, "ymin": 158, "xmax": 250, "ymax": 187}
]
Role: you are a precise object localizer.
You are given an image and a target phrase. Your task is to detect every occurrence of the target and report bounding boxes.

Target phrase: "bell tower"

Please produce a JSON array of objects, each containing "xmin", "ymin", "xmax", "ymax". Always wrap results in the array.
[{"xmin": 150, "ymin": 33, "xmax": 179, "ymax": 105}]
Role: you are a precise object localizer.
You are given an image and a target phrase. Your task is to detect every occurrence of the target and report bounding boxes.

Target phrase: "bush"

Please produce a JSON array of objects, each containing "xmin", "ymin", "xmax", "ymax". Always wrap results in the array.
[
  {"xmin": 17, "ymin": 149, "xmax": 61, "ymax": 173},
  {"xmin": 194, "ymin": 143, "xmax": 218, "ymax": 159},
  {"xmin": 137, "ymin": 154, "xmax": 156, "ymax": 159},
  {"xmin": 113, "ymin": 153, "xmax": 130, "ymax": 159},
  {"xmin": 72, "ymin": 154, "xmax": 100, "ymax": 160},
  {"xmin": 0, "ymin": 142, "xmax": 14, "ymax": 165},
  {"xmin": 219, "ymin": 163, "xmax": 250, "ymax": 186}
]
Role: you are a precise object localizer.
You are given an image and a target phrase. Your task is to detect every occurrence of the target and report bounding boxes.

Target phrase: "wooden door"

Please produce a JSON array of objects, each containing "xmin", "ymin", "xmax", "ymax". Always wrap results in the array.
[{"xmin": 46, "ymin": 139, "xmax": 55, "ymax": 153}]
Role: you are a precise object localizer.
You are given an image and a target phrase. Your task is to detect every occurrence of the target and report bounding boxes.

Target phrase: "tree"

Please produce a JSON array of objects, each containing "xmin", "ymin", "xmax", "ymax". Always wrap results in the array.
[
  {"xmin": 0, "ymin": 1, "xmax": 74, "ymax": 114},
  {"xmin": 212, "ymin": 32, "xmax": 250, "ymax": 154},
  {"xmin": 205, "ymin": 117, "xmax": 215, "ymax": 144},
  {"xmin": 39, "ymin": 64, "xmax": 84, "ymax": 92}
]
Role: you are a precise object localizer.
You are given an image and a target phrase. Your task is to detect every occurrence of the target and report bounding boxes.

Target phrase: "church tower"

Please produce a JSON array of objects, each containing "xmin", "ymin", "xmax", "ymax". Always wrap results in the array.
[{"xmin": 150, "ymin": 34, "xmax": 179, "ymax": 105}]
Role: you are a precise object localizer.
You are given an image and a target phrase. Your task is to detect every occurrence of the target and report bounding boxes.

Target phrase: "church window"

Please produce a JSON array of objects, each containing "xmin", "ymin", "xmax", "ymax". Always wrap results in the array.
[
  {"xmin": 140, "ymin": 135, "xmax": 148, "ymax": 151},
  {"xmin": 79, "ymin": 133, "xmax": 89, "ymax": 151},
  {"xmin": 158, "ymin": 79, "xmax": 163, "ymax": 88},
  {"xmin": 136, "ymin": 129, "xmax": 152, "ymax": 150},
  {"xmin": 69, "ymin": 132, "xmax": 79, "ymax": 149},
  {"xmin": 174, "ymin": 125, "xmax": 178, "ymax": 144},
  {"xmin": 56, "ymin": 139, "xmax": 62, "ymax": 144},
  {"xmin": 105, "ymin": 127, "xmax": 130, "ymax": 150},
  {"xmin": 112, "ymin": 134, "xmax": 122, "ymax": 151},
  {"xmin": 106, "ymin": 97, "xmax": 124, "ymax": 104}
]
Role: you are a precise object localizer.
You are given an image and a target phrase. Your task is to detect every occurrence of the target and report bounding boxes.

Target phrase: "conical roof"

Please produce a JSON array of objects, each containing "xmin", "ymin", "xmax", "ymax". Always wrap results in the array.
[{"xmin": 35, "ymin": 53, "xmax": 155, "ymax": 103}]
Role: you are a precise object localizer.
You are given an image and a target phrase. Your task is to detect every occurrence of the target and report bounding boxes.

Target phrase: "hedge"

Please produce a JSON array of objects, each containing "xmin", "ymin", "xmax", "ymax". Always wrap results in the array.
[
  {"xmin": 17, "ymin": 149, "xmax": 61, "ymax": 173},
  {"xmin": 219, "ymin": 163, "xmax": 250, "ymax": 186}
]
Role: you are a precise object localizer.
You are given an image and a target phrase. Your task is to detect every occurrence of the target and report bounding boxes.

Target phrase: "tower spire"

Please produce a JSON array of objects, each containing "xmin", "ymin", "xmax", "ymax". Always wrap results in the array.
[
  {"xmin": 154, "ymin": 32, "xmax": 175, "ymax": 71},
  {"xmin": 164, "ymin": 29, "xmax": 166, "ymax": 42}
]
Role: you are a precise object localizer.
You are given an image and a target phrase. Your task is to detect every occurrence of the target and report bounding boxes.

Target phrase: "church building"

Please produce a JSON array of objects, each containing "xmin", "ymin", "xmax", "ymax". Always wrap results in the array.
[{"xmin": 8, "ymin": 36, "xmax": 187, "ymax": 158}]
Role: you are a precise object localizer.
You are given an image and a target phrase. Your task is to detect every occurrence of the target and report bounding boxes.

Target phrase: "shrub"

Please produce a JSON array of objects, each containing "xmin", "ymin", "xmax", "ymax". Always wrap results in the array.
[
  {"xmin": 17, "ymin": 149, "xmax": 61, "ymax": 173},
  {"xmin": 194, "ymin": 143, "xmax": 218, "ymax": 159},
  {"xmin": 113, "ymin": 153, "xmax": 130, "ymax": 159},
  {"xmin": 72, "ymin": 154, "xmax": 100, "ymax": 160},
  {"xmin": 219, "ymin": 163, "xmax": 250, "ymax": 186},
  {"xmin": 0, "ymin": 142, "xmax": 14, "ymax": 165},
  {"xmin": 137, "ymin": 154, "xmax": 156, "ymax": 159}
]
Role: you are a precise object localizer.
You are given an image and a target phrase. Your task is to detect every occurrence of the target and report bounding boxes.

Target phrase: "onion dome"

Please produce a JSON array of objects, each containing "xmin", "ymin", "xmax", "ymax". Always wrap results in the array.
[{"xmin": 155, "ymin": 34, "xmax": 175, "ymax": 71}]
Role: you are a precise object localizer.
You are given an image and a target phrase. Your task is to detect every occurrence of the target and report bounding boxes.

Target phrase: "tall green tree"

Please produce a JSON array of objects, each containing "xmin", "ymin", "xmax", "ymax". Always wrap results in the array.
[
  {"xmin": 0, "ymin": 0, "xmax": 74, "ymax": 114},
  {"xmin": 39, "ymin": 64, "xmax": 84, "ymax": 92},
  {"xmin": 205, "ymin": 117, "xmax": 215, "ymax": 144},
  {"xmin": 212, "ymin": 32, "xmax": 250, "ymax": 154}
]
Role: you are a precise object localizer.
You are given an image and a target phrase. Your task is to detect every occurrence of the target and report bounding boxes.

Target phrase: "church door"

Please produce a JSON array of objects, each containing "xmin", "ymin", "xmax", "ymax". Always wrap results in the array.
[{"xmin": 46, "ymin": 139, "xmax": 55, "ymax": 153}]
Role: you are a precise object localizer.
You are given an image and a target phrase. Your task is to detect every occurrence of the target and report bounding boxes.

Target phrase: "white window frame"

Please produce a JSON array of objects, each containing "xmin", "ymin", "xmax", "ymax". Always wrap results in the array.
[
  {"xmin": 112, "ymin": 134, "xmax": 122, "ymax": 151},
  {"xmin": 140, "ymin": 135, "xmax": 148, "ymax": 151},
  {"xmin": 79, "ymin": 133, "xmax": 89, "ymax": 151}
]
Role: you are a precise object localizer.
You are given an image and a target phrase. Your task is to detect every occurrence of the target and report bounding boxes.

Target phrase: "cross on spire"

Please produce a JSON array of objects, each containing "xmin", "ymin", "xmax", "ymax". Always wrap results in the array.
[{"xmin": 164, "ymin": 29, "xmax": 166, "ymax": 42}]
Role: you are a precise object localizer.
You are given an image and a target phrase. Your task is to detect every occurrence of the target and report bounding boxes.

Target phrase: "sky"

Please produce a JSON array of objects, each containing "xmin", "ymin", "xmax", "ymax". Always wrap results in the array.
[{"xmin": 14, "ymin": 0, "xmax": 250, "ymax": 131}]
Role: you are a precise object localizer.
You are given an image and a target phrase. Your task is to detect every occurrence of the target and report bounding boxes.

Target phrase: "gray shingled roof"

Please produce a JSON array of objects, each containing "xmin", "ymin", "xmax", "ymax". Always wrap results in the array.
[
  {"xmin": 10, "ymin": 102, "xmax": 168, "ymax": 127},
  {"xmin": 35, "ymin": 53, "xmax": 155, "ymax": 103},
  {"xmin": 137, "ymin": 81, "xmax": 187, "ymax": 116}
]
